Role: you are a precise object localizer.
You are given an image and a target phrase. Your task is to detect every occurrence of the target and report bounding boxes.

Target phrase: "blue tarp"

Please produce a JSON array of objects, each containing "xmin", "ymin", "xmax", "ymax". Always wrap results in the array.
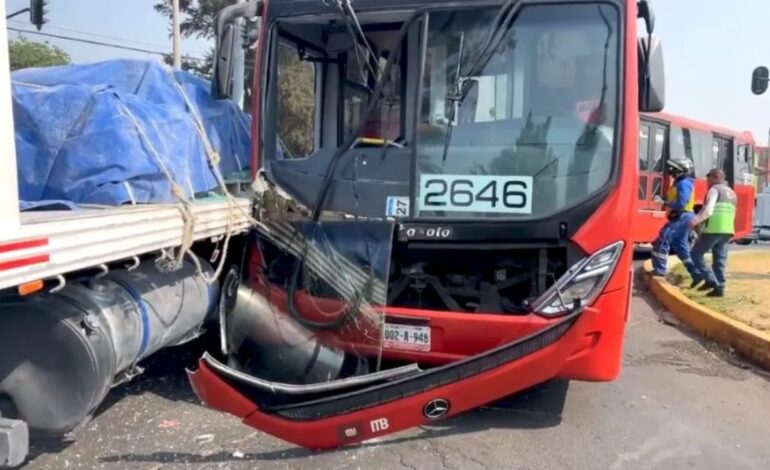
[{"xmin": 12, "ymin": 59, "xmax": 251, "ymax": 209}]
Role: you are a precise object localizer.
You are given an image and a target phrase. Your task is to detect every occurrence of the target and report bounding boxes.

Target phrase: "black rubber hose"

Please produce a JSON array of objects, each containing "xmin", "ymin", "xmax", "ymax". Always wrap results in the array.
[
  {"xmin": 310, "ymin": 9, "xmax": 425, "ymax": 223},
  {"xmin": 286, "ymin": 251, "xmax": 375, "ymax": 330}
]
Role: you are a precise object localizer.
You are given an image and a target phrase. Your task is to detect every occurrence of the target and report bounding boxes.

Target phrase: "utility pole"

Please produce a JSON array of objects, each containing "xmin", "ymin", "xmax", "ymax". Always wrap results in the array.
[
  {"xmin": 0, "ymin": 1, "xmax": 21, "ymax": 237},
  {"xmin": 172, "ymin": 0, "xmax": 181, "ymax": 68}
]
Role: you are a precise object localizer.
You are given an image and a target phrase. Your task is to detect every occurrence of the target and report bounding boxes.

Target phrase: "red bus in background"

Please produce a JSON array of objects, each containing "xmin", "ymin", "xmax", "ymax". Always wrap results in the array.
[{"xmin": 634, "ymin": 112, "xmax": 756, "ymax": 243}]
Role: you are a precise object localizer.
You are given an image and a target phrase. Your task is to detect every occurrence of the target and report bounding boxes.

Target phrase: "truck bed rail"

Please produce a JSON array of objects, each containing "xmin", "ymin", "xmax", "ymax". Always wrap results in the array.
[{"xmin": 0, "ymin": 198, "xmax": 252, "ymax": 291}]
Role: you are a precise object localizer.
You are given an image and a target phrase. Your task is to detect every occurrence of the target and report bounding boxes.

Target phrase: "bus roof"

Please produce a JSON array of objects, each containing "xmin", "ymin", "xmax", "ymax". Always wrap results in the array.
[{"xmin": 642, "ymin": 111, "xmax": 755, "ymax": 146}]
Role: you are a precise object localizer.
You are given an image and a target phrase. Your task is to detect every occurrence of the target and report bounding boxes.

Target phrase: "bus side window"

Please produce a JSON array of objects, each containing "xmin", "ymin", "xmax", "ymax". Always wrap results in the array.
[
  {"xmin": 638, "ymin": 125, "xmax": 650, "ymax": 171},
  {"xmin": 651, "ymin": 126, "xmax": 666, "ymax": 172},
  {"xmin": 669, "ymin": 125, "xmax": 696, "ymax": 174},
  {"xmin": 736, "ymin": 145, "xmax": 752, "ymax": 185}
]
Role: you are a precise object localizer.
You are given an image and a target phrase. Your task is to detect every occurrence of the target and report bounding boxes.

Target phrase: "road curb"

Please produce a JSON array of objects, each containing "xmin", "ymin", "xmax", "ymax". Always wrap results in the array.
[{"xmin": 643, "ymin": 255, "xmax": 770, "ymax": 369}]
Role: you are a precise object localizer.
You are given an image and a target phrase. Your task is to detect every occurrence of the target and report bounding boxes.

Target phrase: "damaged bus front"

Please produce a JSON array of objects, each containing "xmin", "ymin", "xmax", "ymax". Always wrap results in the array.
[{"xmin": 189, "ymin": 0, "xmax": 665, "ymax": 449}]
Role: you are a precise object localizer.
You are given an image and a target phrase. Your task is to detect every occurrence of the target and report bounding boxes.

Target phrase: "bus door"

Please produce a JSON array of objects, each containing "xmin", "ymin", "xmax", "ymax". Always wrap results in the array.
[
  {"xmin": 637, "ymin": 120, "xmax": 667, "ymax": 210},
  {"xmin": 735, "ymin": 143, "xmax": 753, "ymax": 187},
  {"xmin": 712, "ymin": 134, "xmax": 734, "ymax": 184},
  {"xmin": 733, "ymin": 142, "xmax": 756, "ymax": 237}
]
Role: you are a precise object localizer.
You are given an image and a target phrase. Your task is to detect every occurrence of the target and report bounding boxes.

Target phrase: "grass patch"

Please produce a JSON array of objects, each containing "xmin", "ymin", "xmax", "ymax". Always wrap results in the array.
[{"xmin": 666, "ymin": 252, "xmax": 770, "ymax": 332}]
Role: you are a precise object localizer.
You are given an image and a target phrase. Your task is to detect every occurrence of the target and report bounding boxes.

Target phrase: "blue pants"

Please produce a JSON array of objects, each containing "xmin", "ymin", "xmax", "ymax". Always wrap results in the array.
[
  {"xmin": 690, "ymin": 233, "xmax": 730, "ymax": 290},
  {"xmin": 651, "ymin": 212, "xmax": 696, "ymax": 277}
]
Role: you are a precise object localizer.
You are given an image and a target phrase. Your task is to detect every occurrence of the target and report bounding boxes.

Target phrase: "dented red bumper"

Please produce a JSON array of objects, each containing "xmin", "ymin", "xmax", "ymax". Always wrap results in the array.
[{"xmin": 188, "ymin": 288, "xmax": 628, "ymax": 449}]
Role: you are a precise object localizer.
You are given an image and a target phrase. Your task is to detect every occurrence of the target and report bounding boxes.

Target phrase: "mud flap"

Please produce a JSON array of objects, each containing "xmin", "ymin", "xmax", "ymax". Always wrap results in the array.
[{"xmin": 188, "ymin": 308, "xmax": 582, "ymax": 449}]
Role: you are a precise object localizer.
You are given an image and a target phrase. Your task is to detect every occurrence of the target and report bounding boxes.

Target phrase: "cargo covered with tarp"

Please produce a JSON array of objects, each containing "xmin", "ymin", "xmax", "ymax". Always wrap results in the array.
[{"xmin": 11, "ymin": 59, "xmax": 251, "ymax": 210}]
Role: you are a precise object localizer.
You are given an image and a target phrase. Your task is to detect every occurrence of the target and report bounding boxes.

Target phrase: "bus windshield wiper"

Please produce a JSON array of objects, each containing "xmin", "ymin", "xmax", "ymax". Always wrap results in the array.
[
  {"xmin": 311, "ymin": 5, "xmax": 422, "ymax": 222},
  {"xmin": 332, "ymin": 0, "xmax": 382, "ymax": 91},
  {"xmin": 440, "ymin": 32, "xmax": 465, "ymax": 163},
  {"xmin": 441, "ymin": 0, "xmax": 523, "ymax": 162},
  {"xmin": 282, "ymin": 7, "xmax": 423, "ymax": 332}
]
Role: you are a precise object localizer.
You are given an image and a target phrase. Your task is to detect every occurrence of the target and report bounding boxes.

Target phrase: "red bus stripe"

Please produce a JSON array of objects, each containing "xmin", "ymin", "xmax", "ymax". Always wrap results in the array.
[
  {"xmin": 0, "ymin": 238, "xmax": 49, "ymax": 255},
  {"xmin": 0, "ymin": 254, "xmax": 50, "ymax": 272}
]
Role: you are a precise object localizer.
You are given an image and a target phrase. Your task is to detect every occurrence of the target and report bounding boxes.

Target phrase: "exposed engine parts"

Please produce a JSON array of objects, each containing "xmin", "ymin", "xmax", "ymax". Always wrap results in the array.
[{"xmin": 387, "ymin": 247, "xmax": 567, "ymax": 313}]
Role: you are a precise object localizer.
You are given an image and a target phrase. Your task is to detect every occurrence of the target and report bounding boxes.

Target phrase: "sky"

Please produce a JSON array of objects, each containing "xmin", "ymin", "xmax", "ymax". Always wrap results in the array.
[
  {"xmin": 653, "ymin": 0, "xmax": 770, "ymax": 146},
  {"xmin": 4, "ymin": 0, "xmax": 770, "ymax": 145},
  {"xmin": 4, "ymin": 0, "xmax": 211, "ymax": 65}
]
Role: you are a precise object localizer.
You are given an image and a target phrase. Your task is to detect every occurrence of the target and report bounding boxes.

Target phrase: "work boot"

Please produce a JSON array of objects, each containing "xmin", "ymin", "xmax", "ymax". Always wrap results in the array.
[
  {"xmin": 698, "ymin": 282, "xmax": 717, "ymax": 292},
  {"xmin": 689, "ymin": 278, "xmax": 704, "ymax": 289},
  {"xmin": 706, "ymin": 288, "xmax": 724, "ymax": 298}
]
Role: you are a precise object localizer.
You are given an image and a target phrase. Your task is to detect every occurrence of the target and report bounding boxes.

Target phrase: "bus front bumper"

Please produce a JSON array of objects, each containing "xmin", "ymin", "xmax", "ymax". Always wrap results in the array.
[{"xmin": 187, "ymin": 288, "xmax": 628, "ymax": 449}]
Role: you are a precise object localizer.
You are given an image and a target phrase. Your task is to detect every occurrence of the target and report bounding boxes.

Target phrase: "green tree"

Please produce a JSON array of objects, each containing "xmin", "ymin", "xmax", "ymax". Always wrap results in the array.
[
  {"xmin": 276, "ymin": 43, "xmax": 316, "ymax": 158},
  {"xmin": 153, "ymin": 1, "xmax": 256, "ymax": 109},
  {"xmin": 154, "ymin": 0, "xmax": 232, "ymax": 40},
  {"xmin": 154, "ymin": 0, "xmax": 232, "ymax": 77},
  {"xmin": 8, "ymin": 37, "xmax": 70, "ymax": 71},
  {"xmin": 161, "ymin": 51, "xmax": 215, "ymax": 78},
  {"xmin": 153, "ymin": 1, "xmax": 317, "ymax": 157}
]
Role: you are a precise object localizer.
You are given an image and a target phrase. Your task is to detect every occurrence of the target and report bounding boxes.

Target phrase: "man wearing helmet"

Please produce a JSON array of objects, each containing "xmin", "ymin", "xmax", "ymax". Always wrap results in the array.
[{"xmin": 650, "ymin": 158, "xmax": 699, "ymax": 278}]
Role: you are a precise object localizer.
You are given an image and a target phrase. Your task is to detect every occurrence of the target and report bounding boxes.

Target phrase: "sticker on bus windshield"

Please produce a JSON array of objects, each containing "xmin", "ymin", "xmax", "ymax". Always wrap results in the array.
[
  {"xmin": 417, "ymin": 175, "xmax": 533, "ymax": 215},
  {"xmin": 386, "ymin": 196, "xmax": 410, "ymax": 217}
]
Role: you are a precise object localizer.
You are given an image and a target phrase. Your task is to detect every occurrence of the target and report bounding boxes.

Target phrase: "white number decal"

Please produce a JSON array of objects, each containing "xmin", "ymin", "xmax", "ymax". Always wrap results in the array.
[{"xmin": 418, "ymin": 175, "xmax": 533, "ymax": 214}]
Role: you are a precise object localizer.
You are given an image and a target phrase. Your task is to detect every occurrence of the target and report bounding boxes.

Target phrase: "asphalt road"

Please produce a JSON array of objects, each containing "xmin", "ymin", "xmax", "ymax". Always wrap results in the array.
[{"xmin": 22, "ymin": 251, "xmax": 770, "ymax": 470}]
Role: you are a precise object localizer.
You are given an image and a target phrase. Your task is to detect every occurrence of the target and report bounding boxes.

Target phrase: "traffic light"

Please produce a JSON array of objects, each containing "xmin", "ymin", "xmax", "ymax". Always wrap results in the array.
[{"xmin": 29, "ymin": 0, "xmax": 48, "ymax": 31}]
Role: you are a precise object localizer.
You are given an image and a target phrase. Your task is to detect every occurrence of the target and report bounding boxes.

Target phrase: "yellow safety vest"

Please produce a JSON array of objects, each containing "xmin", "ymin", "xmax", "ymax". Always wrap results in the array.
[{"xmin": 666, "ymin": 182, "xmax": 695, "ymax": 213}]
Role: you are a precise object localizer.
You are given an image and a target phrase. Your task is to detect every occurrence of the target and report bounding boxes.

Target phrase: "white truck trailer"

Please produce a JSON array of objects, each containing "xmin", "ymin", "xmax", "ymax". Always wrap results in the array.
[{"xmin": 0, "ymin": 4, "xmax": 253, "ymax": 466}]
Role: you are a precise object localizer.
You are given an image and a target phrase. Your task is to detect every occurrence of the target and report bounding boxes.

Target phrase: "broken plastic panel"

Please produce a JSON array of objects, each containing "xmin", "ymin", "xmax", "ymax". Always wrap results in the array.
[{"xmin": 224, "ymin": 220, "xmax": 394, "ymax": 387}]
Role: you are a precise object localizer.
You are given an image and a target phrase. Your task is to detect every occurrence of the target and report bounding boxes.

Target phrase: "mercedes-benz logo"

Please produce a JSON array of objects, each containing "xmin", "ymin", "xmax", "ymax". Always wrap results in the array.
[{"xmin": 423, "ymin": 398, "xmax": 450, "ymax": 420}]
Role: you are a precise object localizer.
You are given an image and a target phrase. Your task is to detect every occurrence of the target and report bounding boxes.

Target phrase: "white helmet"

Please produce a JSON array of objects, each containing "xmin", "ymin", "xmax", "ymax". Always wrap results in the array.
[{"xmin": 667, "ymin": 158, "xmax": 693, "ymax": 176}]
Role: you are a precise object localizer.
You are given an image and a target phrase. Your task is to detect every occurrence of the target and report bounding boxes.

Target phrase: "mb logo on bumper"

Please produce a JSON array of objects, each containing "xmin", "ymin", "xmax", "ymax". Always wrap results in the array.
[{"xmin": 423, "ymin": 398, "xmax": 450, "ymax": 420}]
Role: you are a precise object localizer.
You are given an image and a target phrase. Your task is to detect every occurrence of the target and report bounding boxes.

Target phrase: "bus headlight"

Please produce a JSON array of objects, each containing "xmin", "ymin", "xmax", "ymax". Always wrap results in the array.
[{"xmin": 531, "ymin": 241, "xmax": 625, "ymax": 317}]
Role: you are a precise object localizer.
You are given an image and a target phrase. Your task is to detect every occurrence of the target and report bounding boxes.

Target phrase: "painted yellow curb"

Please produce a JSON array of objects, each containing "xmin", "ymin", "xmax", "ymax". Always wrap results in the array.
[{"xmin": 643, "ymin": 255, "xmax": 770, "ymax": 369}]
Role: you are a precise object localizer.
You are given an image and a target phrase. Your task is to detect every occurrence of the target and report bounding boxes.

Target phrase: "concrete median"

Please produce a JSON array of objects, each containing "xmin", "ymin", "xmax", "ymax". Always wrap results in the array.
[{"xmin": 643, "ymin": 251, "xmax": 770, "ymax": 370}]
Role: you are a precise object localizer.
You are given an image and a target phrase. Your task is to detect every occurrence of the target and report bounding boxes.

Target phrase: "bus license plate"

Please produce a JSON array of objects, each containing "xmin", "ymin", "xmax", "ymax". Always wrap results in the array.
[{"xmin": 383, "ymin": 323, "xmax": 431, "ymax": 352}]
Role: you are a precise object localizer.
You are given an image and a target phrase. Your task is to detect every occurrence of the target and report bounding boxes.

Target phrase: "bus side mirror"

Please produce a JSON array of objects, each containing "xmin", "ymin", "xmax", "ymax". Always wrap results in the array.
[
  {"xmin": 214, "ymin": 24, "xmax": 237, "ymax": 100},
  {"xmin": 638, "ymin": 37, "xmax": 665, "ymax": 112},
  {"xmin": 637, "ymin": 0, "xmax": 655, "ymax": 35},
  {"xmin": 212, "ymin": 0, "xmax": 262, "ymax": 100},
  {"xmin": 751, "ymin": 66, "xmax": 769, "ymax": 96}
]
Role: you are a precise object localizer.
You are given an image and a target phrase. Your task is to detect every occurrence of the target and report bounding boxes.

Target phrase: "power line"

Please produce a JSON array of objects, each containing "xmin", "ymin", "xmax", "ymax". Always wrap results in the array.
[
  {"xmin": 7, "ymin": 27, "xmax": 208, "ymax": 63},
  {"xmin": 7, "ymin": 19, "xmax": 209, "ymax": 57}
]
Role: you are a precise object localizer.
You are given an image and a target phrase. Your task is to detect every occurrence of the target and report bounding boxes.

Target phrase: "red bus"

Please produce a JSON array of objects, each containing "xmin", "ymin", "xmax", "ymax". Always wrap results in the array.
[
  {"xmin": 634, "ymin": 112, "xmax": 756, "ymax": 243},
  {"xmin": 189, "ymin": 0, "xmax": 664, "ymax": 449}
]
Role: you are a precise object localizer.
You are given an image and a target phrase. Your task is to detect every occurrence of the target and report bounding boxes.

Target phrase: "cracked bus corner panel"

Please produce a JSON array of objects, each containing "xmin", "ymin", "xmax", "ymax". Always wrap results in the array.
[
  {"xmin": 191, "ymin": 0, "xmax": 635, "ymax": 450},
  {"xmin": 224, "ymin": 220, "xmax": 394, "ymax": 390}
]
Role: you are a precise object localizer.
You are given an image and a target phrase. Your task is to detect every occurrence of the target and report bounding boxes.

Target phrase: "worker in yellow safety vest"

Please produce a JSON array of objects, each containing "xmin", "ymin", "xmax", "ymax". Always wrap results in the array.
[{"xmin": 651, "ymin": 159, "xmax": 698, "ymax": 278}]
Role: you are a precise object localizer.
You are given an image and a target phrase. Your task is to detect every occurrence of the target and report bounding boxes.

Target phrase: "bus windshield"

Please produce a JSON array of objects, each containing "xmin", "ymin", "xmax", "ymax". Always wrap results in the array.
[{"xmin": 416, "ymin": 3, "xmax": 620, "ymax": 219}]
